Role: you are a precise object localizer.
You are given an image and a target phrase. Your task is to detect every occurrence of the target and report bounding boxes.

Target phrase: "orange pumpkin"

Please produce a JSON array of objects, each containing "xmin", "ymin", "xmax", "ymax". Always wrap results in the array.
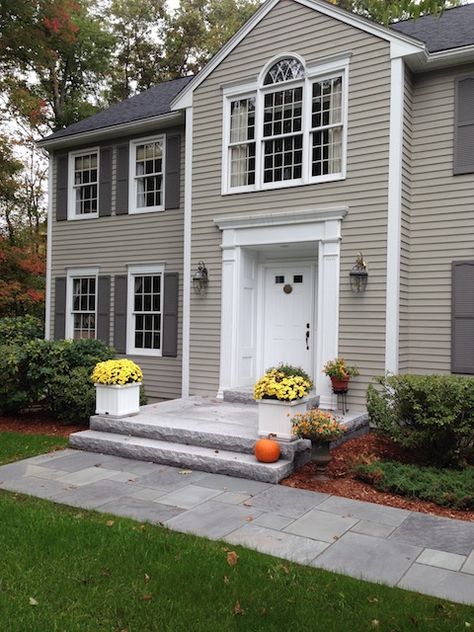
[{"xmin": 254, "ymin": 435, "xmax": 281, "ymax": 463}]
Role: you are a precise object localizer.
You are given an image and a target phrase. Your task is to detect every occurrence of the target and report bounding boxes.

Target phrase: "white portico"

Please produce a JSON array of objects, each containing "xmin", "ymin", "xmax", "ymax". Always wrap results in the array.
[{"xmin": 214, "ymin": 207, "xmax": 347, "ymax": 409}]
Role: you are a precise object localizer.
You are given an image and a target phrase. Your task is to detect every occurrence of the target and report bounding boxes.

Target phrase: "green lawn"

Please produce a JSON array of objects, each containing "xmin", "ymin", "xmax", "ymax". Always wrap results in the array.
[
  {"xmin": 0, "ymin": 431, "xmax": 68, "ymax": 466},
  {"xmin": 0, "ymin": 433, "xmax": 473, "ymax": 630}
]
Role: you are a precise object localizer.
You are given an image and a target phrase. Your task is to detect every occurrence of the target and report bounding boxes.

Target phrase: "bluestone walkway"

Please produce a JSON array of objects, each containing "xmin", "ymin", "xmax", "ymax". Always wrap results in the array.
[{"xmin": 0, "ymin": 449, "xmax": 473, "ymax": 606}]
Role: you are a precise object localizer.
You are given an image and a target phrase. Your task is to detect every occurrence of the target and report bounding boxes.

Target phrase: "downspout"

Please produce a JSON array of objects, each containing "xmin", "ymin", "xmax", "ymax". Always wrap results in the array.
[{"xmin": 181, "ymin": 106, "xmax": 193, "ymax": 397}]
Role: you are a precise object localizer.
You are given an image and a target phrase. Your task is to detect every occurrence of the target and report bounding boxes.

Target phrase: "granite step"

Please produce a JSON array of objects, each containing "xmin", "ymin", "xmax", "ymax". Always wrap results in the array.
[{"xmin": 69, "ymin": 430, "xmax": 293, "ymax": 484}]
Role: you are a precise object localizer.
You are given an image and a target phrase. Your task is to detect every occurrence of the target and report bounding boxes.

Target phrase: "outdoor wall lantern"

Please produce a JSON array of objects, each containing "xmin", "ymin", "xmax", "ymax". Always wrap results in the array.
[
  {"xmin": 349, "ymin": 252, "xmax": 368, "ymax": 293},
  {"xmin": 193, "ymin": 261, "xmax": 209, "ymax": 294}
]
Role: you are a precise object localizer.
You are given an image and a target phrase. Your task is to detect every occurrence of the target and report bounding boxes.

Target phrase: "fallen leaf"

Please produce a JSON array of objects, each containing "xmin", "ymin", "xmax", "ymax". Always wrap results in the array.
[
  {"xmin": 144, "ymin": 573, "xmax": 150, "ymax": 584},
  {"xmin": 29, "ymin": 597, "xmax": 38, "ymax": 606},
  {"xmin": 243, "ymin": 502, "xmax": 253, "ymax": 507},
  {"xmin": 227, "ymin": 551, "xmax": 239, "ymax": 566},
  {"xmin": 223, "ymin": 575, "xmax": 230, "ymax": 584},
  {"xmin": 371, "ymin": 620, "xmax": 380, "ymax": 629},
  {"xmin": 465, "ymin": 624, "xmax": 472, "ymax": 628},
  {"xmin": 233, "ymin": 601, "xmax": 245, "ymax": 616},
  {"xmin": 143, "ymin": 594, "xmax": 153, "ymax": 601},
  {"xmin": 100, "ymin": 568, "xmax": 111, "ymax": 577},
  {"xmin": 260, "ymin": 607, "xmax": 267, "ymax": 616},
  {"xmin": 246, "ymin": 516, "xmax": 253, "ymax": 522},
  {"xmin": 179, "ymin": 470, "xmax": 192, "ymax": 475},
  {"xmin": 106, "ymin": 520, "xmax": 115, "ymax": 527},
  {"xmin": 367, "ymin": 596, "xmax": 379, "ymax": 604}
]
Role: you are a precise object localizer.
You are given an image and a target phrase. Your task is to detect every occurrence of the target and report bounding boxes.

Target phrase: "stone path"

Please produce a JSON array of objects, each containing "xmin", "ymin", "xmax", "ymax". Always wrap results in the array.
[{"xmin": 0, "ymin": 449, "xmax": 473, "ymax": 605}]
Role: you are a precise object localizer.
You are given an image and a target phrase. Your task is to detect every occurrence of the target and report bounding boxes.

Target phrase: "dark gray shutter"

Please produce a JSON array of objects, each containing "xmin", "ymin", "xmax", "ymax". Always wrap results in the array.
[
  {"xmin": 97, "ymin": 276, "xmax": 111, "ymax": 345},
  {"xmin": 99, "ymin": 147, "xmax": 112, "ymax": 217},
  {"xmin": 116, "ymin": 143, "xmax": 129, "ymax": 215},
  {"xmin": 452, "ymin": 261, "xmax": 474, "ymax": 373},
  {"xmin": 165, "ymin": 134, "xmax": 181, "ymax": 210},
  {"xmin": 162, "ymin": 272, "xmax": 179, "ymax": 357},
  {"xmin": 56, "ymin": 154, "xmax": 68, "ymax": 221},
  {"xmin": 54, "ymin": 276, "xmax": 67, "ymax": 340},
  {"xmin": 114, "ymin": 275, "xmax": 128, "ymax": 353},
  {"xmin": 454, "ymin": 76, "xmax": 474, "ymax": 175}
]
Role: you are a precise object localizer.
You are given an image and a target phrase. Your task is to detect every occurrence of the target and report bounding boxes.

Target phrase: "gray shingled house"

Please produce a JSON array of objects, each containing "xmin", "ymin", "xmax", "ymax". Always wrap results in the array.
[{"xmin": 39, "ymin": 0, "xmax": 474, "ymax": 412}]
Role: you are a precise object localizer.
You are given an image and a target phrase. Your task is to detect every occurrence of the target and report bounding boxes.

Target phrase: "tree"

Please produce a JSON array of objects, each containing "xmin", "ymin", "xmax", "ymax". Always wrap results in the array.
[
  {"xmin": 332, "ymin": 0, "xmax": 459, "ymax": 25},
  {"xmin": 0, "ymin": 0, "xmax": 114, "ymax": 133}
]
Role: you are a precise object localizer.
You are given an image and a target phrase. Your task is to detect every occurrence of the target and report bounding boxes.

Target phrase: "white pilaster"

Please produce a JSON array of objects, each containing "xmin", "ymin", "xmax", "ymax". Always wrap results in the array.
[
  {"xmin": 181, "ymin": 106, "xmax": 193, "ymax": 397},
  {"xmin": 217, "ymin": 246, "xmax": 241, "ymax": 398},
  {"xmin": 45, "ymin": 154, "xmax": 53, "ymax": 340}
]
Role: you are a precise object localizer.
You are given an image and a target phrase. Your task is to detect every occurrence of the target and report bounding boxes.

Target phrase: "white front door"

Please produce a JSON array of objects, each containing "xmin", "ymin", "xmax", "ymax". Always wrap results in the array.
[{"xmin": 262, "ymin": 264, "xmax": 315, "ymax": 375}]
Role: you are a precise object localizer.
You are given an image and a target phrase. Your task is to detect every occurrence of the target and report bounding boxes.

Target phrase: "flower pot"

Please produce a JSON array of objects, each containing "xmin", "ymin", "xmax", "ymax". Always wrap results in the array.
[
  {"xmin": 330, "ymin": 375, "xmax": 350, "ymax": 393},
  {"xmin": 257, "ymin": 397, "xmax": 308, "ymax": 441},
  {"xmin": 95, "ymin": 382, "xmax": 141, "ymax": 417},
  {"xmin": 305, "ymin": 438, "xmax": 331, "ymax": 475}
]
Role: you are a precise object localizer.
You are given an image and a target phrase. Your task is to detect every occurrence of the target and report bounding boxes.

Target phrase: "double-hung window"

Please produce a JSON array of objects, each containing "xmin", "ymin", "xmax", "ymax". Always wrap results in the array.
[
  {"xmin": 127, "ymin": 265, "xmax": 163, "ymax": 355},
  {"xmin": 66, "ymin": 268, "xmax": 98, "ymax": 340},
  {"xmin": 130, "ymin": 136, "xmax": 165, "ymax": 213},
  {"xmin": 224, "ymin": 55, "xmax": 347, "ymax": 193},
  {"xmin": 68, "ymin": 149, "xmax": 99, "ymax": 219}
]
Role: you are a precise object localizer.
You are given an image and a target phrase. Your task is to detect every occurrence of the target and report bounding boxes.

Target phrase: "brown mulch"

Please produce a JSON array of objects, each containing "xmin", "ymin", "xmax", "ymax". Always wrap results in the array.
[
  {"xmin": 0, "ymin": 413, "xmax": 84, "ymax": 438},
  {"xmin": 282, "ymin": 434, "xmax": 474, "ymax": 523}
]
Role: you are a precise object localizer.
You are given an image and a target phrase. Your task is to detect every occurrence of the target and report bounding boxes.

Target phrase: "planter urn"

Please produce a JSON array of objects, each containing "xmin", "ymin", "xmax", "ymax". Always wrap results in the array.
[
  {"xmin": 257, "ymin": 397, "xmax": 308, "ymax": 441},
  {"xmin": 307, "ymin": 439, "xmax": 332, "ymax": 474},
  {"xmin": 94, "ymin": 382, "xmax": 141, "ymax": 417},
  {"xmin": 330, "ymin": 375, "xmax": 350, "ymax": 393}
]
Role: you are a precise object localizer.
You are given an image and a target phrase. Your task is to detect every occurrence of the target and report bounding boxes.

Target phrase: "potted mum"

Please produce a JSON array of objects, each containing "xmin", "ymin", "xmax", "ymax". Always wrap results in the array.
[
  {"xmin": 292, "ymin": 408, "xmax": 345, "ymax": 474},
  {"xmin": 254, "ymin": 364, "xmax": 312, "ymax": 441},
  {"xmin": 91, "ymin": 359, "xmax": 143, "ymax": 417},
  {"xmin": 323, "ymin": 357, "xmax": 359, "ymax": 393}
]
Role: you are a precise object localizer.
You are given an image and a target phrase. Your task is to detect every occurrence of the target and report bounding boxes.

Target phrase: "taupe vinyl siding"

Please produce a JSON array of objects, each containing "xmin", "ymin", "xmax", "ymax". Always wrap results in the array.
[
  {"xmin": 50, "ymin": 126, "xmax": 185, "ymax": 400},
  {"xmin": 190, "ymin": 0, "xmax": 392, "ymax": 407},
  {"xmin": 408, "ymin": 63, "xmax": 474, "ymax": 374},
  {"xmin": 399, "ymin": 66, "xmax": 413, "ymax": 373}
]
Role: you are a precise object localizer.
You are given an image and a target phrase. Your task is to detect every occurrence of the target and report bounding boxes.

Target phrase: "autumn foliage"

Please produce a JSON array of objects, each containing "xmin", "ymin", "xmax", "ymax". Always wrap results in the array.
[{"xmin": 0, "ymin": 237, "xmax": 45, "ymax": 318}]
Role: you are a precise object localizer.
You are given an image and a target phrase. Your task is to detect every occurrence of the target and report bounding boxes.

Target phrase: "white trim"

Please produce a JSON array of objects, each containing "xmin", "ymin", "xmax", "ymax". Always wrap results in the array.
[
  {"xmin": 45, "ymin": 154, "xmax": 53, "ymax": 340},
  {"xmin": 65, "ymin": 267, "xmax": 99, "ymax": 340},
  {"xmin": 181, "ymin": 107, "xmax": 193, "ymax": 398},
  {"xmin": 385, "ymin": 57, "xmax": 404, "ymax": 374},
  {"xmin": 171, "ymin": 0, "xmax": 424, "ymax": 110},
  {"xmin": 126, "ymin": 263, "xmax": 165, "ymax": 357},
  {"xmin": 128, "ymin": 134, "xmax": 166, "ymax": 214},
  {"xmin": 67, "ymin": 147, "xmax": 100, "ymax": 221},
  {"xmin": 214, "ymin": 207, "xmax": 348, "ymax": 231}
]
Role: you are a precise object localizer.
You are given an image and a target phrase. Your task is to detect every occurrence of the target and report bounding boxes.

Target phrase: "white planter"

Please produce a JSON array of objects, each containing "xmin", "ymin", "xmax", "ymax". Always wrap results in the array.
[
  {"xmin": 257, "ymin": 397, "xmax": 308, "ymax": 441},
  {"xmin": 95, "ymin": 382, "xmax": 141, "ymax": 417}
]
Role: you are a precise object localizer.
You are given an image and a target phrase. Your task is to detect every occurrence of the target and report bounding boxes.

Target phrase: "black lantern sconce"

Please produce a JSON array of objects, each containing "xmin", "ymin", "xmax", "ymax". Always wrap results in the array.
[
  {"xmin": 349, "ymin": 252, "xmax": 368, "ymax": 293},
  {"xmin": 192, "ymin": 261, "xmax": 209, "ymax": 294}
]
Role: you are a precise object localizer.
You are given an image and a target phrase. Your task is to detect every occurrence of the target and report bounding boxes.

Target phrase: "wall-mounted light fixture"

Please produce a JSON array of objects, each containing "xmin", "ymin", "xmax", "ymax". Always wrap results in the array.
[
  {"xmin": 349, "ymin": 252, "xmax": 368, "ymax": 293},
  {"xmin": 192, "ymin": 261, "xmax": 209, "ymax": 294}
]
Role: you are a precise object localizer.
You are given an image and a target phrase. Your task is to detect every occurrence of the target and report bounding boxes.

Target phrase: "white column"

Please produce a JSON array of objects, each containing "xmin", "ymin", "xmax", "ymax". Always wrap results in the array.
[
  {"xmin": 316, "ymin": 238, "xmax": 341, "ymax": 409},
  {"xmin": 217, "ymin": 245, "xmax": 241, "ymax": 398},
  {"xmin": 181, "ymin": 106, "xmax": 193, "ymax": 397},
  {"xmin": 44, "ymin": 153, "xmax": 53, "ymax": 340}
]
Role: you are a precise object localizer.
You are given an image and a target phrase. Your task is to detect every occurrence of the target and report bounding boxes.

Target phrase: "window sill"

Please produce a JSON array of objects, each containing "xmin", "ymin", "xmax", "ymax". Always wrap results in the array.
[
  {"xmin": 67, "ymin": 213, "xmax": 99, "ymax": 221},
  {"xmin": 127, "ymin": 349, "xmax": 163, "ymax": 357},
  {"xmin": 129, "ymin": 207, "xmax": 165, "ymax": 215},
  {"xmin": 222, "ymin": 173, "xmax": 345, "ymax": 195}
]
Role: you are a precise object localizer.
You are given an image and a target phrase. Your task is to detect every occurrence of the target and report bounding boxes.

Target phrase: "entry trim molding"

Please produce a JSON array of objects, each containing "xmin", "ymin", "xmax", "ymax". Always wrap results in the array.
[{"xmin": 214, "ymin": 207, "xmax": 348, "ymax": 232}]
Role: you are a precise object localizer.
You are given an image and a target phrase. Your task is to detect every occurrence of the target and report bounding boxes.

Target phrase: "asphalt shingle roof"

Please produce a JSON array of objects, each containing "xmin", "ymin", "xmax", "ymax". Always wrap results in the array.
[
  {"xmin": 390, "ymin": 4, "xmax": 474, "ymax": 53},
  {"xmin": 43, "ymin": 75, "xmax": 193, "ymax": 142}
]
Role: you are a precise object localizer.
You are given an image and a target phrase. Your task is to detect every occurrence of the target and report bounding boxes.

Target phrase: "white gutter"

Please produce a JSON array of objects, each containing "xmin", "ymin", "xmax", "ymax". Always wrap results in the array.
[
  {"xmin": 181, "ymin": 106, "xmax": 193, "ymax": 397},
  {"xmin": 44, "ymin": 153, "xmax": 53, "ymax": 340}
]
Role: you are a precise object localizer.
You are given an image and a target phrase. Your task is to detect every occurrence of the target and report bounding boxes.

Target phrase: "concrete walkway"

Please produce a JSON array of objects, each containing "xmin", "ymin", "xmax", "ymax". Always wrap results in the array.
[{"xmin": 0, "ymin": 448, "xmax": 473, "ymax": 605}]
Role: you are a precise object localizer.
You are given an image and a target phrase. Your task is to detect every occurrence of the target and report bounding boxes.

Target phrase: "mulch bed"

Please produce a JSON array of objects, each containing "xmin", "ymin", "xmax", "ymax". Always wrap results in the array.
[
  {"xmin": 282, "ymin": 434, "xmax": 474, "ymax": 523},
  {"xmin": 0, "ymin": 413, "xmax": 84, "ymax": 438}
]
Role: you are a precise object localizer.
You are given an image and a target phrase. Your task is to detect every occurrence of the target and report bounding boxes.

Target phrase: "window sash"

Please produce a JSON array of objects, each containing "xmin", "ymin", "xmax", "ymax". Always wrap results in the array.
[
  {"xmin": 131, "ymin": 137, "xmax": 165, "ymax": 213},
  {"xmin": 131, "ymin": 274, "xmax": 162, "ymax": 352},
  {"xmin": 72, "ymin": 152, "xmax": 98, "ymax": 216},
  {"xmin": 71, "ymin": 276, "xmax": 96, "ymax": 340}
]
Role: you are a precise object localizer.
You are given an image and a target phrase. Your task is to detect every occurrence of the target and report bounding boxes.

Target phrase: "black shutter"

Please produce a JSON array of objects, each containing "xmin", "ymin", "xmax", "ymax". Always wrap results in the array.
[
  {"xmin": 116, "ymin": 143, "xmax": 129, "ymax": 215},
  {"xmin": 97, "ymin": 276, "xmax": 111, "ymax": 345},
  {"xmin": 452, "ymin": 261, "xmax": 474, "ymax": 373},
  {"xmin": 165, "ymin": 134, "xmax": 181, "ymax": 210},
  {"xmin": 54, "ymin": 276, "xmax": 67, "ymax": 340},
  {"xmin": 454, "ymin": 76, "xmax": 474, "ymax": 175},
  {"xmin": 162, "ymin": 272, "xmax": 179, "ymax": 357},
  {"xmin": 99, "ymin": 146, "xmax": 112, "ymax": 217},
  {"xmin": 114, "ymin": 275, "xmax": 128, "ymax": 353},
  {"xmin": 56, "ymin": 154, "xmax": 68, "ymax": 221}
]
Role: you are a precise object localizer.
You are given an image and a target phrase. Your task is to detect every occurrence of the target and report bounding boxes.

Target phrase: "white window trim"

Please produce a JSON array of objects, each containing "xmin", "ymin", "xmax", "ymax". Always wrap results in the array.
[
  {"xmin": 126, "ymin": 263, "xmax": 165, "ymax": 356},
  {"xmin": 67, "ymin": 147, "xmax": 100, "ymax": 220},
  {"xmin": 221, "ymin": 55, "xmax": 349, "ymax": 195},
  {"xmin": 65, "ymin": 267, "xmax": 99, "ymax": 339},
  {"xmin": 128, "ymin": 134, "xmax": 166, "ymax": 214}
]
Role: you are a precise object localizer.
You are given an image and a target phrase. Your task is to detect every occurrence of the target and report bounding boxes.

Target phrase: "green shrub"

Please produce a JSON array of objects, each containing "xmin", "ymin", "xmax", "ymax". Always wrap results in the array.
[
  {"xmin": 0, "ymin": 338, "xmax": 115, "ymax": 423},
  {"xmin": 355, "ymin": 460, "xmax": 474, "ymax": 510},
  {"xmin": 0, "ymin": 315, "xmax": 43, "ymax": 345},
  {"xmin": 367, "ymin": 374, "xmax": 474, "ymax": 466}
]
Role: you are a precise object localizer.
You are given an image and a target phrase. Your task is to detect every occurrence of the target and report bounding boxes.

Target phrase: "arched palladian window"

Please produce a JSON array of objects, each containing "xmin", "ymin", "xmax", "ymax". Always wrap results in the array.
[{"xmin": 224, "ymin": 54, "xmax": 346, "ymax": 192}]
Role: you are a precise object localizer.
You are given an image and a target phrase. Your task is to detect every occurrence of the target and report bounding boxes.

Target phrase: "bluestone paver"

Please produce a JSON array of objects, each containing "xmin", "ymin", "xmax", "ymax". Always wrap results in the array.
[
  {"xmin": 227, "ymin": 523, "xmax": 329, "ymax": 564},
  {"xmin": 417, "ymin": 548, "xmax": 466, "ymax": 572},
  {"xmin": 313, "ymin": 531, "xmax": 422, "ymax": 585},
  {"xmin": 247, "ymin": 485, "xmax": 328, "ymax": 518},
  {"xmin": 399, "ymin": 563, "xmax": 474, "ymax": 605},
  {"xmin": 390, "ymin": 513, "xmax": 474, "ymax": 555},
  {"xmin": 0, "ymin": 449, "xmax": 473, "ymax": 606}
]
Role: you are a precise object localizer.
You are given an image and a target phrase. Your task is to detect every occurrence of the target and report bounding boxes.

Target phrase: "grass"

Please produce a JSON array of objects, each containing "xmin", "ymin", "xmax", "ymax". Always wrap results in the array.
[
  {"xmin": 355, "ymin": 460, "xmax": 474, "ymax": 510},
  {"xmin": 0, "ymin": 492, "xmax": 473, "ymax": 632},
  {"xmin": 0, "ymin": 431, "xmax": 68, "ymax": 466}
]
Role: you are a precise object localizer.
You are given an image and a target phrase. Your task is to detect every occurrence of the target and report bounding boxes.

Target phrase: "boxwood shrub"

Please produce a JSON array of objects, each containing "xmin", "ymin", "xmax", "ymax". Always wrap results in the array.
[
  {"xmin": 0, "ymin": 315, "xmax": 43, "ymax": 345},
  {"xmin": 367, "ymin": 374, "xmax": 474, "ymax": 467}
]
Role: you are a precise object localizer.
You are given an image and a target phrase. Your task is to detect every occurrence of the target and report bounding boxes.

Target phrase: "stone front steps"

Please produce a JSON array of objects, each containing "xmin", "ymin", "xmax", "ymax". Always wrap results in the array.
[{"xmin": 69, "ymin": 430, "xmax": 294, "ymax": 484}]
